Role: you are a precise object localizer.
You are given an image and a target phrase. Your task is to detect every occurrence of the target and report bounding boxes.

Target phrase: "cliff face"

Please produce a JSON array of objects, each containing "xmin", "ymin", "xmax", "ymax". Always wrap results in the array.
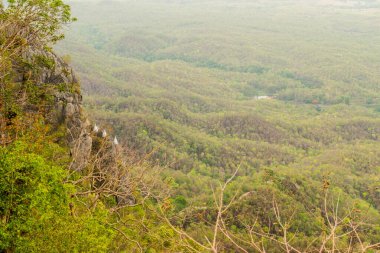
[
  {"xmin": 51, "ymin": 54, "xmax": 93, "ymax": 171},
  {"xmin": 55, "ymin": 91, "xmax": 93, "ymax": 171},
  {"xmin": 14, "ymin": 50, "xmax": 93, "ymax": 171},
  {"xmin": 4, "ymin": 47, "xmax": 121, "ymax": 173}
]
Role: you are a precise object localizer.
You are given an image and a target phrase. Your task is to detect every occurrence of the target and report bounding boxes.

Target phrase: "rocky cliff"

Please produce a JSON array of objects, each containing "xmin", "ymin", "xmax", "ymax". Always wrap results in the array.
[{"xmin": 13, "ymin": 50, "xmax": 93, "ymax": 171}]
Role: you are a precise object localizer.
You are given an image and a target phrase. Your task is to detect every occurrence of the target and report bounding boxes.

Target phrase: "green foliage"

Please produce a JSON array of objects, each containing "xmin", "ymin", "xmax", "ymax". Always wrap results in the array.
[
  {"xmin": 0, "ymin": 141, "xmax": 114, "ymax": 252},
  {"xmin": 5, "ymin": 0, "xmax": 75, "ymax": 44},
  {"xmin": 55, "ymin": 0, "xmax": 380, "ymax": 249},
  {"xmin": 173, "ymin": 195, "xmax": 187, "ymax": 211},
  {"xmin": 1, "ymin": 0, "xmax": 379, "ymax": 251}
]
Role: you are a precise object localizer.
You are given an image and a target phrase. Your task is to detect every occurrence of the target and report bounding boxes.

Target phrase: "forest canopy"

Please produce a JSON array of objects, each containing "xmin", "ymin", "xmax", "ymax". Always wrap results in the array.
[{"xmin": 1, "ymin": 0, "xmax": 380, "ymax": 252}]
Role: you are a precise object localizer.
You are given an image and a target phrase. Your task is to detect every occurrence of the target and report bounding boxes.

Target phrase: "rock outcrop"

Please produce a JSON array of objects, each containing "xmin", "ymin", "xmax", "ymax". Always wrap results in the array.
[
  {"xmin": 11, "ymin": 49, "xmax": 119, "ymax": 172},
  {"xmin": 55, "ymin": 91, "xmax": 92, "ymax": 171},
  {"xmin": 15, "ymin": 50, "xmax": 93, "ymax": 171},
  {"xmin": 49, "ymin": 55, "xmax": 92, "ymax": 171}
]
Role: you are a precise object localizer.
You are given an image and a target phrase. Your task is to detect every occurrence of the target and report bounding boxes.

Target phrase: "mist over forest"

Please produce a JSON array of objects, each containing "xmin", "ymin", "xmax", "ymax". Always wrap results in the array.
[{"xmin": 1, "ymin": 0, "xmax": 380, "ymax": 251}]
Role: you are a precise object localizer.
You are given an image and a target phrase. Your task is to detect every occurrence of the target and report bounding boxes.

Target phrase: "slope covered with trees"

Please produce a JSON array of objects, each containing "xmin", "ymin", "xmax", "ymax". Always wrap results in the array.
[
  {"xmin": 0, "ymin": 1, "xmax": 181, "ymax": 252},
  {"xmin": 1, "ymin": 0, "xmax": 380, "ymax": 252},
  {"xmin": 54, "ymin": 0, "xmax": 380, "ymax": 251}
]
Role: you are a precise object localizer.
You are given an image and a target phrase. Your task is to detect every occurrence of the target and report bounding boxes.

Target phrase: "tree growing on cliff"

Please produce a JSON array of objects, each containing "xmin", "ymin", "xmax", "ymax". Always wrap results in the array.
[
  {"xmin": 0, "ymin": 0, "xmax": 76, "ymax": 81},
  {"xmin": 1, "ymin": 0, "xmax": 75, "ymax": 51},
  {"xmin": 0, "ymin": 0, "xmax": 76, "ymax": 144}
]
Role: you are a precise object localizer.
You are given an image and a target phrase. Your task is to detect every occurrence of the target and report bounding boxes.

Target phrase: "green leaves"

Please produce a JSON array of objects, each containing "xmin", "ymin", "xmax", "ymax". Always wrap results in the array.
[
  {"xmin": 0, "ymin": 141, "xmax": 115, "ymax": 252},
  {"xmin": 0, "ymin": 141, "xmax": 67, "ymax": 250},
  {"xmin": 3, "ymin": 0, "xmax": 75, "ymax": 52}
]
